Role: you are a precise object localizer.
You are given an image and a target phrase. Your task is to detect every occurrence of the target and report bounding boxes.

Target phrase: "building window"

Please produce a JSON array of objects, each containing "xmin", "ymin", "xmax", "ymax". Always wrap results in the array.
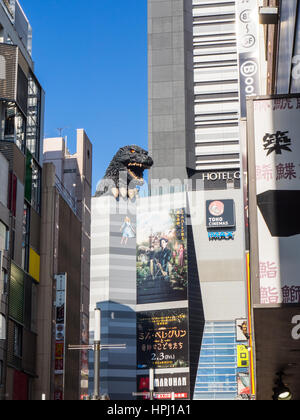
[
  {"xmin": 4, "ymin": 105, "xmax": 14, "ymax": 136},
  {"xmin": 13, "ymin": 323, "xmax": 22, "ymax": 358},
  {"xmin": 0, "ymin": 314, "xmax": 6, "ymax": 340},
  {"xmin": 0, "ymin": 269, "xmax": 8, "ymax": 295},
  {"xmin": 0, "ymin": 221, "xmax": 9, "ymax": 295},
  {"xmin": 194, "ymin": 321, "xmax": 248, "ymax": 401},
  {"xmin": 9, "ymin": 264, "xmax": 24, "ymax": 324},
  {"xmin": 26, "ymin": 74, "xmax": 41, "ymax": 160},
  {"xmin": 31, "ymin": 283, "xmax": 37, "ymax": 333},
  {"xmin": 3, "ymin": 103, "xmax": 26, "ymax": 153},
  {"xmin": 0, "ymin": 360, "xmax": 3, "ymax": 386},
  {"xmin": 0, "ymin": 221, "xmax": 9, "ymax": 251}
]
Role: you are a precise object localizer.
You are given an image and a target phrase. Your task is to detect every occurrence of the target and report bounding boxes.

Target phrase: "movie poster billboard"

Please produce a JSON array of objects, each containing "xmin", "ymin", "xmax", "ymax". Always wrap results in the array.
[
  {"xmin": 249, "ymin": 95, "xmax": 300, "ymax": 304},
  {"xmin": 137, "ymin": 309, "xmax": 188, "ymax": 370},
  {"xmin": 137, "ymin": 207, "xmax": 187, "ymax": 304}
]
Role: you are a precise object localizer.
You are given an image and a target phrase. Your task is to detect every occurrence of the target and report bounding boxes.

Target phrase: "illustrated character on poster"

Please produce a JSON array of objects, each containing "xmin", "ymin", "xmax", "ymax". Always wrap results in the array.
[
  {"xmin": 155, "ymin": 238, "xmax": 172, "ymax": 281},
  {"xmin": 120, "ymin": 216, "xmax": 135, "ymax": 245},
  {"xmin": 178, "ymin": 243, "xmax": 185, "ymax": 268},
  {"xmin": 147, "ymin": 245, "xmax": 155, "ymax": 277}
]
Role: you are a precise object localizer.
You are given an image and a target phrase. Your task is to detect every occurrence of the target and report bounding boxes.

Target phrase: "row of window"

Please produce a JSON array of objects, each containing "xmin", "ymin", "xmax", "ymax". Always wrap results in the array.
[
  {"xmin": 194, "ymin": 321, "xmax": 244, "ymax": 401},
  {"xmin": 2, "ymin": 73, "xmax": 41, "ymax": 161}
]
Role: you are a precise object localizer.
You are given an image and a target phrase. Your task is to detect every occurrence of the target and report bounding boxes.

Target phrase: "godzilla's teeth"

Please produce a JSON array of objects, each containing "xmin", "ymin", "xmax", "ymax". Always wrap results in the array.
[{"xmin": 128, "ymin": 162, "xmax": 143, "ymax": 167}]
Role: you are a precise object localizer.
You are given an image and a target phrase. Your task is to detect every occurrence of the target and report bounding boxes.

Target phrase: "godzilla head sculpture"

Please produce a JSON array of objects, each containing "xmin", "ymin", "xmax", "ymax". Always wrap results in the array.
[{"xmin": 95, "ymin": 145, "xmax": 153, "ymax": 199}]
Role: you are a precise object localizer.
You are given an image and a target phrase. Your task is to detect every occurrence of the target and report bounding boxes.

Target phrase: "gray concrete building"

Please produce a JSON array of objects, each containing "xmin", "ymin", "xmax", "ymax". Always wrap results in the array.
[
  {"xmin": 89, "ymin": 197, "xmax": 137, "ymax": 400},
  {"xmin": 148, "ymin": 0, "xmax": 195, "ymax": 187}
]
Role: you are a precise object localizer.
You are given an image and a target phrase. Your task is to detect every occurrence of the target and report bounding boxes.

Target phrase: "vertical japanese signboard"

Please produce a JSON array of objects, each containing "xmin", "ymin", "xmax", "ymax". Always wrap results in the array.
[
  {"xmin": 236, "ymin": 0, "xmax": 260, "ymax": 118},
  {"xmin": 54, "ymin": 273, "xmax": 67, "ymax": 400},
  {"xmin": 248, "ymin": 95, "xmax": 300, "ymax": 305}
]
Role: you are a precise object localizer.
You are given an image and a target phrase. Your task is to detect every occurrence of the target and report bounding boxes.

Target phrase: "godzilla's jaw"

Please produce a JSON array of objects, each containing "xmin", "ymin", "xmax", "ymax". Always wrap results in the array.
[{"xmin": 127, "ymin": 162, "xmax": 151, "ymax": 185}]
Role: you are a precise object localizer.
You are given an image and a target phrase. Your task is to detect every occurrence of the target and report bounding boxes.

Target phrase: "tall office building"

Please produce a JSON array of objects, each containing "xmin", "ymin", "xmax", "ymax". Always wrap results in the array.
[
  {"xmin": 0, "ymin": 0, "xmax": 45, "ymax": 400},
  {"xmin": 148, "ymin": 0, "xmax": 243, "ymax": 187},
  {"xmin": 193, "ymin": 0, "xmax": 240, "ymax": 172}
]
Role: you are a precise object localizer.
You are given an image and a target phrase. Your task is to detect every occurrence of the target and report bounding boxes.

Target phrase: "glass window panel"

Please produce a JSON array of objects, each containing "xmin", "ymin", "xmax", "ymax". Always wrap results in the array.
[
  {"xmin": 194, "ymin": 321, "xmax": 239, "ymax": 401},
  {"xmin": 26, "ymin": 74, "xmax": 41, "ymax": 159},
  {"xmin": 0, "ymin": 314, "xmax": 5, "ymax": 339}
]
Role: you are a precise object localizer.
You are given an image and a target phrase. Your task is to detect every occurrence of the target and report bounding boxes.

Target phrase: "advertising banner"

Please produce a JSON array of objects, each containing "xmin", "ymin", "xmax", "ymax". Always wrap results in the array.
[
  {"xmin": 54, "ymin": 273, "xmax": 67, "ymax": 400},
  {"xmin": 235, "ymin": 319, "xmax": 249, "ymax": 342},
  {"xmin": 237, "ymin": 372, "xmax": 251, "ymax": 397},
  {"xmin": 137, "ymin": 207, "xmax": 187, "ymax": 304},
  {"xmin": 137, "ymin": 308, "xmax": 188, "ymax": 370},
  {"xmin": 250, "ymin": 96, "xmax": 300, "ymax": 304},
  {"xmin": 237, "ymin": 345, "xmax": 249, "ymax": 368}
]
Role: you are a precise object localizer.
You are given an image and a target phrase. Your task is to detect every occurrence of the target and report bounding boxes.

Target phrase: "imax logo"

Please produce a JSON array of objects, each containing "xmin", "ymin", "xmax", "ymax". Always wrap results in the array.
[
  {"xmin": 291, "ymin": 315, "xmax": 300, "ymax": 340},
  {"xmin": 208, "ymin": 231, "xmax": 235, "ymax": 241}
]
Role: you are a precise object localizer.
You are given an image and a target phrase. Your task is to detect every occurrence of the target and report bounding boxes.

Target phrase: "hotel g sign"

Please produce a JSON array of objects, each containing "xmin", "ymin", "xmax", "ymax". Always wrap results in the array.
[{"xmin": 201, "ymin": 171, "xmax": 240, "ymax": 181}]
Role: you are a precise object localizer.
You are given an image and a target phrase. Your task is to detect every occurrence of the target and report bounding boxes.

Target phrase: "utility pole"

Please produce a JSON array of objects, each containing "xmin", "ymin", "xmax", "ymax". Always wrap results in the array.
[
  {"xmin": 68, "ymin": 307, "xmax": 126, "ymax": 400},
  {"xmin": 149, "ymin": 368, "xmax": 154, "ymax": 401}
]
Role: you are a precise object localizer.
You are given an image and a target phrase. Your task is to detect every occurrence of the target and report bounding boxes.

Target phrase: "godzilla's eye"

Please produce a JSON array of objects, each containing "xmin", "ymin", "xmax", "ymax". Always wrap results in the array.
[{"xmin": 130, "ymin": 149, "xmax": 135, "ymax": 154}]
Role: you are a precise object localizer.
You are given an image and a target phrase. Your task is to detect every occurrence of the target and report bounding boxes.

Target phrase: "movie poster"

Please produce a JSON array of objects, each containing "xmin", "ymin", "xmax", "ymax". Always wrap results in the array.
[
  {"xmin": 137, "ymin": 207, "xmax": 188, "ymax": 304},
  {"xmin": 137, "ymin": 309, "xmax": 189, "ymax": 370}
]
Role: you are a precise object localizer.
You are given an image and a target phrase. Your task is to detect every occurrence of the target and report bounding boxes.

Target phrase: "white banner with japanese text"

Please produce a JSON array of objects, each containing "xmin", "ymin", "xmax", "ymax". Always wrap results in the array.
[{"xmin": 253, "ymin": 96, "xmax": 300, "ymax": 304}]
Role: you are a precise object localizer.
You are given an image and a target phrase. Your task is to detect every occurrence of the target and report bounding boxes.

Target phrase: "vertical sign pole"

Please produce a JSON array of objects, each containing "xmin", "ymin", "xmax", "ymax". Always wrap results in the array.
[{"xmin": 93, "ymin": 308, "xmax": 101, "ymax": 400}]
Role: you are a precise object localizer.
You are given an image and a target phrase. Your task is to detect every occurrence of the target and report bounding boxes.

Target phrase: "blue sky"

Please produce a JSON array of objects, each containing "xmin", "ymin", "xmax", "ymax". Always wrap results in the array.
[{"xmin": 21, "ymin": 0, "xmax": 148, "ymax": 194}]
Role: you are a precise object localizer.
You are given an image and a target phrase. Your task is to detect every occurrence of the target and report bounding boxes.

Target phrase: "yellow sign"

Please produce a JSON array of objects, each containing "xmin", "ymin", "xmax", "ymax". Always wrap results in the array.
[
  {"xmin": 29, "ymin": 248, "xmax": 40, "ymax": 283},
  {"xmin": 237, "ymin": 345, "xmax": 249, "ymax": 368}
]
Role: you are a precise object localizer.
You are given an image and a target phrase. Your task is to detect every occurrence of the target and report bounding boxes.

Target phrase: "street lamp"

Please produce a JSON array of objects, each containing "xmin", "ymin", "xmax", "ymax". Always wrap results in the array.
[{"xmin": 273, "ymin": 372, "xmax": 292, "ymax": 400}]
